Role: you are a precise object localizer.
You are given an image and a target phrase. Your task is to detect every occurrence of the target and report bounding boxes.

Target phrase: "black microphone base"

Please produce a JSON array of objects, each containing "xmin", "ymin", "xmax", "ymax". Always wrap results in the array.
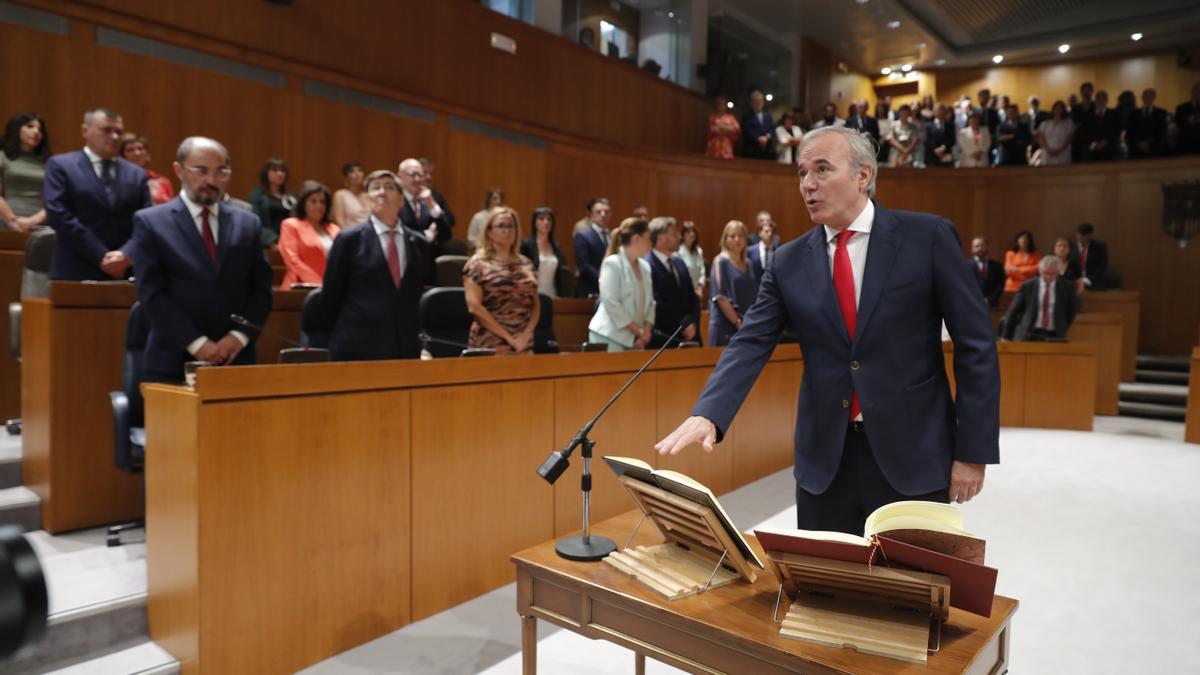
[{"xmin": 555, "ymin": 534, "xmax": 617, "ymax": 562}]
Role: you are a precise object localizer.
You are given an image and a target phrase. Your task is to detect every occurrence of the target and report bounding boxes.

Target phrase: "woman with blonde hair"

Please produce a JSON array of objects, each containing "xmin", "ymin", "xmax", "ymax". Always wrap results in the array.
[
  {"xmin": 587, "ymin": 217, "xmax": 655, "ymax": 351},
  {"xmin": 708, "ymin": 220, "xmax": 759, "ymax": 346},
  {"xmin": 462, "ymin": 206, "xmax": 540, "ymax": 353}
]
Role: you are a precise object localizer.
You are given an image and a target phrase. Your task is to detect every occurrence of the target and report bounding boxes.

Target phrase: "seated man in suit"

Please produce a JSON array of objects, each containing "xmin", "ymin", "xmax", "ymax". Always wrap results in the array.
[
  {"xmin": 970, "ymin": 236, "xmax": 1005, "ymax": 307},
  {"xmin": 747, "ymin": 217, "xmax": 779, "ymax": 279},
  {"xmin": 43, "ymin": 107, "xmax": 151, "ymax": 280},
  {"xmin": 739, "ymin": 88, "xmax": 775, "ymax": 160},
  {"xmin": 321, "ymin": 170, "xmax": 434, "ymax": 361},
  {"xmin": 397, "ymin": 158, "xmax": 453, "ymax": 254},
  {"xmin": 1074, "ymin": 222, "xmax": 1108, "ymax": 290},
  {"xmin": 131, "ymin": 137, "xmax": 273, "ymax": 382},
  {"xmin": 645, "ymin": 217, "xmax": 699, "ymax": 348},
  {"xmin": 572, "ymin": 197, "xmax": 611, "ymax": 297},
  {"xmin": 1001, "ymin": 256, "xmax": 1078, "ymax": 342}
]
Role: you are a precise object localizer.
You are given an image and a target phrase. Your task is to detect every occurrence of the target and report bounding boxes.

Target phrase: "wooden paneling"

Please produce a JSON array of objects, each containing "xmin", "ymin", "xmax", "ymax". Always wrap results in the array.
[
  {"xmin": 1067, "ymin": 313, "xmax": 1123, "ymax": 415},
  {"xmin": 997, "ymin": 350, "xmax": 1027, "ymax": 427},
  {"xmin": 1186, "ymin": 347, "xmax": 1200, "ymax": 445},
  {"xmin": 731, "ymin": 360, "xmax": 802, "ymax": 490},
  {"xmin": 1023, "ymin": 349, "xmax": 1097, "ymax": 431},
  {"xmin": 410, "ymin": 380, "xmax": 555, "ymax": 621},
  {"xmin": 257, "ymin": 288, "xmax": 306, "ymax": 364},
  {"xmin": 655, "ymin": 367, "xmax": 733, "ymax": 496},
  {"xmin": 1080, "ymin": 293, "xmax": 1140, "ymax": 382},
  {"xmin": 0, "ymin": 231, "xmax": 26, "ymax": 421}
]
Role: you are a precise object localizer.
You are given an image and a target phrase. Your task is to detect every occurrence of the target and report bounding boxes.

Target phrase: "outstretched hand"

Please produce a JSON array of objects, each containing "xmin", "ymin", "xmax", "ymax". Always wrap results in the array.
[{"xmin": 654, "ymin": 416, "xmax": 717, "ymax": 456}]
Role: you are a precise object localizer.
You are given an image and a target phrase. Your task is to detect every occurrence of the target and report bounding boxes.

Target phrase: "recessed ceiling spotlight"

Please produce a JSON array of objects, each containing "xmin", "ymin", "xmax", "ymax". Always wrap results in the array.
[
  {"xmin": 901, "ymin": 63, "xmax": 913, "ymax": 72},
  {"xmin": 726, "ymin": 101, "xmax": 734, "ymax": 109},
  {"xmin": 935, "ymin": 59, "xmax": 946, "ymax": 66},
  {"xmin": 881, "ymin": 66, "xmax": 892, "ymax": 75},
  {"xmin": 1131, "ymin": 32, "xmax": 1143, "ymax": 41},
  {"xmin": 992, "ymin": 54, "xmax": 1004, "ymax": 64},
  {"xmin": 916, "ymin": 42, "xmax": 927, "ymax": 49},
  {"xmin": 856, "ymin": 0, "xmax": 870, "ymax": 4},
  {"xmin": 766, "ymin": 93, "xmax": 775, "ymax": 102},
  {"xmin": 1058, "ymin": 44, "xmax": 1070, "ymax": 54},
  {"xmin": 887, "ymin": 20, "xmax": 901, "ymax": 29},
  {"xmin": 667, "ymin": 11, "xmax": 674, "ymax": 18}
]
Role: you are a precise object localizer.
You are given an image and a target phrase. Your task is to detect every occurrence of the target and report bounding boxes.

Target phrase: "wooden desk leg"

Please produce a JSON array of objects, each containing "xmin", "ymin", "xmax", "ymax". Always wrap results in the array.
[
  {"xmin": 522, "ymin": 614, "xmax": 537, "ymax": 675},
  {"xmin": 634, "ymin": 652, "xmax": 645, "ymax": 675}
]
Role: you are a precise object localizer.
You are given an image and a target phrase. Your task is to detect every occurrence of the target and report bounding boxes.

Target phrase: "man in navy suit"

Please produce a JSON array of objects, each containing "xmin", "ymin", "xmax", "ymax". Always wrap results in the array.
[
  {"xmin": 131, "ymin": 137, "xmax": 273, "ymax": 382},
  {"xmin": 397, "ymin": 158, "xmax": 453, "ymax": 254},
  {"xmin": 645, "ymin": 217, "xmax": 699, "ymax": 348},
  {"xmin": 970, "ymin": 236, "xmax": 1005, "ymax": 308},
  {"xmin": 747, "ymin": 217, "xmax": 779, "ymax": 279},
  {"xmin": 1127, "ymin": 88, "xmax": 1168, "ymax": 159},
  {"xmin": 656, "ymin": 126, "xmax": 1000, "ymax": 535},
  {"xmin": 43, "ymin": 108, "xmax": 151, "ymax": 280},
  {"xmin": 572, "ymin": 197, "xmax": 611, "ymax": 297},
  {"xmin": 740, "ymin": 88, "xmax": 775, "ymax": 160},
  {"xmin": 321, "ymin": 170, "xmax": 434, "ymax": 361},
  {"xmin": 1000, "ymin": 256, "xmax": 1078, "ymax": 342}
]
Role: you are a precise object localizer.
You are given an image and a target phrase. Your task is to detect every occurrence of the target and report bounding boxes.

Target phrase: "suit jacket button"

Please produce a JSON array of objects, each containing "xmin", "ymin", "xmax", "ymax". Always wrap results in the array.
[
  {"xmin": 850, "ymin": 360, "xmax": 860, "ymax": 371},
  {"xmin": 841, "ymin": 399, "xmax": 850, "ymax": 409}
]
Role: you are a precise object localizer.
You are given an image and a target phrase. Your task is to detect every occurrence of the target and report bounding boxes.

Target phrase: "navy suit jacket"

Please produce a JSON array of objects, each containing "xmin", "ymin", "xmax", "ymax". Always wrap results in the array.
[
  {"xmin": 399, "ymin": 192, "xmax": 454, "ymax": 244},
  {"xmin": 692, "ymin": 203, "xmax": 1000, "ymax": 495},
  {"xmin": 131, "ymin": 197, "xmax": 274, "ymax": 379},
  {"xmin": 740, "ymin": 110, "xmax": 776, "ymax": 159},
  {"xmin": 573, "ymin": 226, "xmax": 607, "ymax": 297},
  {"xmin": 747, "ymin": 241, "xmax": 777, "ymax": 279},
  {"xmin": 1001, "ymin": 277, "xmax": 1078, "ymax": 341},
  {"xmin": 320, "ymin": 219, "xmax": 434, "ymax": 361},
  {"xmin": 43, "ymin": 151, "xmax": 151, "ymax": 280},
  {"xmin": 646, "ymin": 252, "xmax": 699, "ymax": 347}
]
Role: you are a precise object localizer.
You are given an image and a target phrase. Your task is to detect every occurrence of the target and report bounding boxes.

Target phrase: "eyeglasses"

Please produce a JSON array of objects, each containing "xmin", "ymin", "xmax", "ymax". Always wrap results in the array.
[
  {"xmin": 183, "ymin": 165, "xmax": 232, "ymax": 181},
  {"xmin": 367, "ymin": 183, "xmax": 399, "ymax": 195},
  {"xmin": 491, "ymin": 223, "xmax": 516, "ymax": 230}
]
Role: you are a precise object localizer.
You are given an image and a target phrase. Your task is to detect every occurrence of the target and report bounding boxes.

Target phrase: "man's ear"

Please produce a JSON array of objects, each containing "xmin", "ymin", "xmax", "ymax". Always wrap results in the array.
[{"xmin": 173, "ymin": 161, "xmax": 184, "ymax": 182}]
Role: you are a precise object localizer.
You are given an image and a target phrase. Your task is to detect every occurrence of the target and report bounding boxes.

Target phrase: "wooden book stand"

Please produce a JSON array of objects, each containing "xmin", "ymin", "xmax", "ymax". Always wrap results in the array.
[
  {"xmin": 603, "ymin": 476, "xmax": 759, "ymax": 600},
  {"xmin": 767, "ymin": 551, "xmax": 950, "ymax": 664}
]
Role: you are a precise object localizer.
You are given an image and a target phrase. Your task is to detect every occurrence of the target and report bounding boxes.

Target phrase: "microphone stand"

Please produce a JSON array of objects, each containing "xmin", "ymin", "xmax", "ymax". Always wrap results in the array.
[{"xmin": 537, "ymin": 316, "xmax": 694, "ymax": 561}]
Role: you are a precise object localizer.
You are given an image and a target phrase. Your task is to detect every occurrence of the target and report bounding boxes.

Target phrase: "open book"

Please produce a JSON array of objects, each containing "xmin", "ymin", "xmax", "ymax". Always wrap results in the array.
[
  {"xmin": 603, "ymin": 456, "xmax": 764, "ymax": 570},
  {"xmin": 755, "ymin": 501, "xmax": 998, "ymax": 617}
]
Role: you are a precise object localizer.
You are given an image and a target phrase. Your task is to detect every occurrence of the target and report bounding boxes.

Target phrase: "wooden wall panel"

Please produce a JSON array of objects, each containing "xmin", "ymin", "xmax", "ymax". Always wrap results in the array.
[
  {"xmin": 1023, "ymin": 352, "xmax": 1096, "ymax": 431},
  {"xmin": 1067, "ymin": 314, "xmax": 1124, "ymax": 416},
  {"xmin": 1187, "ymin": 348, "xmax": 1200, "ymax": 445}
]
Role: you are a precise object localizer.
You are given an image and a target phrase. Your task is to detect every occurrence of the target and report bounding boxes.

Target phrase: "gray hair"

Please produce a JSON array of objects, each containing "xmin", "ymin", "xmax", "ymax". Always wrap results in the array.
[
  {"xmin": 82, "ymin": 107, "xmax": 120, "ymax": 125},
  {"xmin": 1039, "ymin": 256, "xmax": 1063, "ymax": 273},
  {"xmin": 796, "ymin": 126, "xmax": 879, "ymax": 198},
  {"xmin": 647, "ymin": 216, "xmax": 677, "ymax": 245},
  {"xmin": 175, "ymin": 136, "xmax": 230, "ymax": 164}
]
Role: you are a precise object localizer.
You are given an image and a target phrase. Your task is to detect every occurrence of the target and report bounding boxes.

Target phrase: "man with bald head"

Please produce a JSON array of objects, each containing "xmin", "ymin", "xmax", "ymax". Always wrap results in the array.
[
  {"xmin": 397, "ymin": 157, "xmax": 453, "ymax": 254},
  {"xmin": 656, "ymin": 126, "xmax": 1000, "ymax": 535},
  {"xmin": 131, "ymin": 136, "xmax": 273, "ymax": 382}
]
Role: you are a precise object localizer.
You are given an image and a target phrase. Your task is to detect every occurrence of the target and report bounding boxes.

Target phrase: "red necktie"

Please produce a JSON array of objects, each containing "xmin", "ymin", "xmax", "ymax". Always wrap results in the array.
[
  {"xmin": 833, "ymin": 230, "xmax": 861, "ymax": 420},
  {"xmin": 1040, "ymin": 282, "xmax": 1051, "ymax": 330},
  {"xmin": 200, "ymin": 208, "xmax": 217, "ymax": 264},
  {"xmin": 386, "ymin": 229, "xmax": 402, "ymax": 287},
  {"xmin": 1078, "ymin": 245, "xmax": 1087, "ymax": 275}
]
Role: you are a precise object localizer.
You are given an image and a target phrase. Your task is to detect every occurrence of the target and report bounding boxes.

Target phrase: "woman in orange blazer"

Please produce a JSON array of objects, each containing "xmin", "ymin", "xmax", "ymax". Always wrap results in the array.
[
  {"xmin": 279, "ymin": 180, "xmax": 341, "ymax": 286},
  {"xmin": 1003, "ymin": 229, "xmax": 1041, "ymax": 292}
]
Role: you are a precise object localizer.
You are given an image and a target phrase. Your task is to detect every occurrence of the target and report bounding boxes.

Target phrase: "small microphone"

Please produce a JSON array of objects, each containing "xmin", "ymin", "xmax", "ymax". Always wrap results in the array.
[{"xmin": 229, "ymin": 314, "xmax": 302, "ymax": 348}]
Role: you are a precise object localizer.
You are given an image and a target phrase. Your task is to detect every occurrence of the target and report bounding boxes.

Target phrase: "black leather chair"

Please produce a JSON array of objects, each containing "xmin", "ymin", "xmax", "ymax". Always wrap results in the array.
[
  {"xmin": 107, "ymin": 302, "xmax": 150, "ymax": 546},
  {"xmin": 6, "ymin": 303, "xmax": 21, "ymax": 435},
  {"xmin": 533, "ymin": 293, "xmax": 558, "ymax": 354},
  {"xmin": 418, "ymin": 287, "xmax": 475, "ymax": 358},
  {"xmin": 299, "ymin": 288, "xmax": 330, "ymax": 349},
  {"xmin": 434, "ymin": 255, "xmax": 469, "ymax": 288},
  {"xmin": 21, "ymin": 227, "xmax": 54, "ymax": 299},
  {"xmin": 439, "ymin": 239, "xmax": 470, "ymax": 257}
]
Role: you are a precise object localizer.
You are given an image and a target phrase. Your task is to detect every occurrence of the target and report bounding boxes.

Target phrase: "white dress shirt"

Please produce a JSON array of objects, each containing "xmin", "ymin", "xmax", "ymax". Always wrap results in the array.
[
  {"xmin": 651, "ymin": 248, "xmax": 677, "ymax": 282},
  {"xmin": 1036, "ymin": 277, "xmax": 1056, "ymax": 331},
  {"xmin": 372, "ymin": 215, "xmax": 406, "ymax": 279},
  {"xmin": 81, "ymin": 145, "xmax": 111, "ymax": 179},
  {"xmin": 180, "ymin": 191, "xmax": 249, "ymax": 355},
  {"xmin": 536, "ymin": 251, "xmax": 558, "ymax": 298},
  {"xmin": 403, "ymin": 191, "xmax": 443, "ymax": 220},
  {"xmin": 822, "ymin": 199, "xmax": 874, "ymax": 309},
  {"xmin": 591, "ymin": 221, "xmax": 609, "ymax": 245}
]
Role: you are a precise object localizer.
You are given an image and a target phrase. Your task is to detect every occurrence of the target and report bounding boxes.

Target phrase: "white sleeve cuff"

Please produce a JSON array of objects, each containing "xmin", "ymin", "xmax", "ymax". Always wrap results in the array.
[
  {"xmin": 186, "ymin": 336, "xmax": 208, "ymax": 355},
  {"xmin": 229, "ymin": 330, "xmax": 249, "ymax": 347},
  {"xmin": 429, "ymin": 203, "xmax": 443, "ymax": 219}
]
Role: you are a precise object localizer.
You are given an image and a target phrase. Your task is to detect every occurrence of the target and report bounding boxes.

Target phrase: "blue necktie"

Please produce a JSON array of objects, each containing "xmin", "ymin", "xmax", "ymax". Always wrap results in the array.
[{"xmin": 100, "ymin": 159, "xmax": 116, "ymax": 205}]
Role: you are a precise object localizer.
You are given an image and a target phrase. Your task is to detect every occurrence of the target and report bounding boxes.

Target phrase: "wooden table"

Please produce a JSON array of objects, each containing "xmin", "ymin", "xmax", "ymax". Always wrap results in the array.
[
  {"xmin": 514, "ymin": 510, "xmax": 1017, "ymax": 674},
  {"xmin": 1186, "ymin": 347, "xmax": 1200, "ymax": 445},
  {"xmin": 0, "ymin": 230, "xmax": 28, "ymax": 421}
]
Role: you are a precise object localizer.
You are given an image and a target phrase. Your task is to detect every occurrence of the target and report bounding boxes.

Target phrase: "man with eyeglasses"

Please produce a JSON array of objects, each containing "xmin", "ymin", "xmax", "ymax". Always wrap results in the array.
[
  {"xmin": 397, "ymin": 158, "xmax": 453, "ymax": 255},
  {"xmin": 43, "ymin": 107, "xmax": 152, "ymax": 280},
  {"xmin": 130, "ymin": 136, "xmax": 273, "ymax": 382}
]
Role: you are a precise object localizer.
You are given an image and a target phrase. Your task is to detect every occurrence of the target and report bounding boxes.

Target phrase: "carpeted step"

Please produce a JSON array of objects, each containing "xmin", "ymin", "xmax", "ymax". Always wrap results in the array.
[
  {"xmin": 1117, "ymin": 400, "xmax": 1187, "ymax": 421},
  {"xmin": 1118, "ymin": 382, "xmax": 1189, "ymax": 407},
  {"xmin": 0, "ymin": 486, "xmax": 40, "ymax": 531},
  {"xmin": 1134, "ymin": 369, "xmax": 1189, "ymax": 385},
  {"xmin": 1135, "ymin": 354, "xmax": 1191, "ymax": 373}
]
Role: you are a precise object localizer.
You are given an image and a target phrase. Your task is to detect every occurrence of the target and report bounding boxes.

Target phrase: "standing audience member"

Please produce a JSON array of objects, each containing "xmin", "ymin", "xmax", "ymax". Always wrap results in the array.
[
  {"xmin": 321, "ymin": 170, "xmax": 434, "ymax": 361},
  {"xmin": 247, "ymin": 158, "xmax": 293, "ymax": 246},
  {"xmin": 417, "ymin": 158, "xmax": 456, "ymax": 230},
  {"xmin": 774, "ymin": 111, "xmax": 803, "ymax": 165},
  {"xmin": 886, "ymin": 105, "xmax": 918, "ymax": 167},
  {"xmin": 587, "ymin": 217, "xmax": 655, "ymax": 351},
  {"xmin": 1070, "ymin": 82, "xmax": 1097, "ymax": 162},
  {"xmin": 119, "ymin": 134, "xmax": 174, "ymax": 205},
  {"xmin": 1035, "ymin": 101, "xmax": 1074, "ymax": 166},
  {"xmin": 811, "ymin": 102, "xmax": 845, "ymax": 129},
  {"xmin": 279, "ymin": 180, "xmax": 341, "ymax": 287},
  {"xmin": 748, "ymin": 210, "xmax": 781, "ymax": 246},
  {"xmin": 958, "ymin": 113, "xmax": 991, "ymax": 168},
  {"xmin": 1052, "ymin": 237, "xmax": 1085, "ymax": 295},
  {"xmin": 995, "ymin": 104, "xmax": 1031, "ymax": 166},
  {"xmin": 330, "ymin": 162, "xmax": 371, "ymax": 228},
  {"xmin": 740, "ymin": 89, "xmax": 775, "ymax": 160},
  {"xmin": 632, "ymin": 205, "xmax": 650, "ymax": 221},
  {"xmin": 131, "ymin": 136, "xmax": 273, "ymax": 381},
  {"xmin": 463, "ymin": 206, "xmax": 539, "ymax": 354},
  {"xmin": 1001, "ymin": 256, "xmax": 1078, "ymax": 342},
  {"xmin": 747, "ymin": 217, "xmax": 778, "ymax": 279},
  {"xmin": 845, "ymin": 101, "xmax": 881, "ymax": 151},
  {"xmin": 976, "ymin": 89, "xmax": 1001, "ymax": 151},
  {"xmin": 519, "ymin": 206, "xmax": 568, "ymax": 299},
  {"xmin": 1082, "ymin": 91, "xmax": 1121, "ymax": 162},
  {"xmin": 0, "ymin": 112, "xmax": 50, "ymax": 232},
  {"xmin": 924, "ymin": 104, "xmax": 956, "ymax": 168},
  {"xmin": 706, "ymin": 96, "xmax": 741, "ymax": 160},
  {"xmin": 970, "ymin": 236, "xmax": 1005, "ymax": 308},
  {"xmin": 645, "ymin": 217, "xmax": 699, "ymax": 347},
  {"xmin": 1126, "ymin": 88, "xmax": 1168, "ymax": 159},
  {"xmin": 1074, "ymin": 222, "xmax": 1108, "ymax": 290},
  {"xmin": 468, "ymin": 187, "xmax": 505, "ymax": 244},
  {"xmin": 43, "ymin": 108, "xmax": 150, "ymax": 280},
  {"xmin": 877, "ymin": 100, "xmax": 895, "ymax": 163},
  {"xmin": 1003, "ymin": 229, "xmax": 1041, "ymax": 292},
  {"xmin": 1175, "ymin": 81, "xmax": 1200, "ymax": 155},
  {"xmin": 1025, "ymin": 96, "xmax": 1049, "ymax": 156},
  {"xmin": 675, "ymin": 220, "xmax": 706, "ymax": 299},
  {"xmin": 573, "ymin": 197, "xmax": 612, "ymax": 297},
  {"xmin": 707, "ymin": 219, "xmax": 758, "ymax": 347},
  {"xmin": 397, "ymin": 158, "xmax": 452, "ymax": 252}
]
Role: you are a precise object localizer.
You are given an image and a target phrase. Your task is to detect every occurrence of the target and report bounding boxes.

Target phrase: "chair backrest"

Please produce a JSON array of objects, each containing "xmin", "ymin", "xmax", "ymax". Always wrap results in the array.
[
  {"xmin": 7, "ymin": 303, "xmax": 19, "ymax": 360},
  {"xmin": 435, "ymin": 255, "xmax": 469, "ymax": 287},
  {"xmin": 555, "ymin": 264, "xmax": 577, "ymax": 299},
  {"xmin": 21, "ymin": 227, "xmax": 55, "ymax": 298},
  {"xmin": 440, "ymin": 239, "xmax": 470, "ymax": 257},
  {"xmin": 300, "ymin": 288, "xmax": 330, "ymax": 348},
  {"xmin": 124, "ymin": 302, "xmax": 150, "ymax": 427},
  {"xmin": 533, "ymin": 293, "xmax": 558, "ymax": 354},
  {"xmin": 418, "ymin": 287, "xmax": 472, "ymax": 358}
]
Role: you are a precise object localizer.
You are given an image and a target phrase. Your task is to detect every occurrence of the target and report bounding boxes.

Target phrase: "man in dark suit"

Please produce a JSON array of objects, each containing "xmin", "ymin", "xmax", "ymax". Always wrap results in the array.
[
  {"xmin": 995, "ymin": 103, "xmax": 1031, "ymax": 166},
  {"xmin": 1074, "ymin": 222, "xmax": 1109, "ymax": 290},
  {"xmin": 844, "ymin": 101, "xmax": 881, "ymax": 151},
  {"xmin": 1175, "ymin": 80, "xmax": 1200, "ymax": 155},
  {"xmin": 417, "ymin": 157, "xmax": 456, "ymax": 229},
  {"xmin": 1070, "ymin": 82, "xmax": 1097, "ymax": 162},
  {"xmin": 646, "ymin": 217, "xmax": 699, "ymax": 348},
  {"xmin": 1001, "ymin": 256, "xmax": 1078, "ymax": 342},
  {"xmin": 321, "ymin": 170, "xmax": 434, "ymax": 361},
  {"xmin": 43, "ymin": 108, "xmax": 151, "ymax": 280},
  {"xmin": 747, "ymin": 218, "xmax": 779, "ymax": 279},
  {"xmin": 1081, "ymin": 91, "xmax": 1122, "ymax": 162},
  {"xmin": 740, "ymin": 88, "xmax": 775, "ymax": 160},
  {"xmin": 747, "ymin": 210, "xmax": 782, "ymax": 247},
  {"xmin": 656, "ymin": 126, "xmax": 1000, "ymax": 535},
  {"xmin": 397, "ymin": 158, "xmax": 453, "ymax": 254},
  {"xmin": 130, "ymin": 137, "xmax": 273, "ymax": 382},
  {"xmin": 975, "ymin": 89, "xmax": 1001, "ymax": 152},
  {"xmin": 924, "ymin": 104, "xmax": 957, "ymax": 168},
  {"xmin": 1127, "ymin": 88, "xmax": 1168, "ymax": 159},
  {"xmin": 1024, "ymin": 96, "xmax": 1050, "ymax": 154},
  {"xmin": 969, "ymin": 236, "xmax": 1005, "ymax": 308},
  {"xmin": 572, "ymin": 197, "xmax": 611, "ymax": 297}
]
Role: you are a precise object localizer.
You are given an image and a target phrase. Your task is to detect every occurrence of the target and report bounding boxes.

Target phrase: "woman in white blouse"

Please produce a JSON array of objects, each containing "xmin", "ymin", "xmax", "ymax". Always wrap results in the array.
[
  {"xmin": 517, "ymin": 207, "xmax": 568, "ymax": 299},
  {"xmin": 957, "ymin": 112, "xmax": 992, "ymax": 168},
  {"xmin": 1036, "ymin": 101, "xmax": 1075, "ymax": 166},
  {"xmin": 774, "ymin": 111, "xmax": 803, "ymax": 165},
  {"xmin": 467, "ymin": 187, "xmax": 505, "ymax": 244},
  {"xmin": 674, "ymin": 220, "xmax": 706, "ymax": 301},
  {"xmin": 587, "ymin": 218, "xmax": 655, "ymax": 351}
]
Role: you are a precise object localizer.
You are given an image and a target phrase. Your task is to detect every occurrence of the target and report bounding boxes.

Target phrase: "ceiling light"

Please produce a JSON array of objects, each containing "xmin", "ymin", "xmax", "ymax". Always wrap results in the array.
[
  {"xmin": 667, "ymin": 11, "xmax": 674, "ymax": 18},
  {"xmin": 900, "ymin": 63, "xmax": 913, "ymax": 72},
  {"xmin": 726, "ymin": 101, "xmax": 734, "ymax": 109},
  {"xmin": 887, "ymin": 20, "xmax": 901, "ymax": 29},
  {"xmin": 765, "ymin": 93, "xmax": 774, "ymax": 102},
  {"xmin": 856, "ymin": 0, "xmax": 869, "ymax": 4},
  {"xmin": 1058, "ymin": 44, "xmax": 1070, "ymax": 54},
  {"xmin": 1131, "ymin": 32, "xmax": 1143, "ymax": 41},
  {"xmin": 992, "ymin": 54, "xmax": 1004, "ymax": 64},
  {"xmin": 881, "ymin": 66, "xmax": 892, "ymax": 75},
  {"xmin": 935, "ymin": 59, "xmax": 946, "ymax": 66},
  {"xmin": 916, "ymin": 42, "xmax": 927, "ymax": 49}
]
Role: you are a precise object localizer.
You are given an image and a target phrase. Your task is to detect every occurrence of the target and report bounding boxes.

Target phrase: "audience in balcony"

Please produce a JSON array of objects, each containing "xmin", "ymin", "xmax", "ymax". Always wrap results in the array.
[
  {"xmin": 740, "ymin": 89, "xmax": 775, "ymax": 160},
  {"xmin": 247, "ymin": 158, "xmax": 293, "ymax": 246},
  {"xmin": 1035, "ymin": 101, "xmax": 1074, "ymax": 166},
  {"xmin": 587, "ymin": 217, "xmax": 655, "ymax": 351},
  {"xmin": 886, "ymin": 104, "xmax": 919, "ymax": 167},
  {"xmin": 279, "ymin": 180, "xmax": 340, "ymax": 287},
  {"xmin": 463, "ymin": 206, "xmax": 539, "ymax": 354},
  {"xmin": 995, "ymin": 103, "xmax": 1031, "ymax": 166},
  {"xmin": 1127, "ymin": 88, "xmax": 1168, "ymax": 159},
  {"xmin": 924, "ymin": 104, "xmax": 956, "ymax": 168},
  {"xmin": 705, "ymin": 96, "xmax": 741, "ymax": 160},
  {"xmin": 1003, "ymin": 230, "xmax": 1041, "ymax": 292},
  {"xmin": 519, "ymin": 206, "xmax": 568, "ymax": 299},
  {"xmin": 330, "ymin": 161, "xmax": 371, "ymax": 229},
  {"xmin": 958, "ymin": 113, "xmax": 991, "ymax": 168},
  {"xmin": 1176, "ymin": 81, "xmax": 1200, "ymax": 155},
  {"xmin": 845, "ymin": 100, "xmax": 881, "ymax": 152},
  {"xmin": 0, "ymin": 112, "xmax": 50, "ymax": 232},
  {"xmin": 774, "ymin": 110, "xmax": 803, "ymax": 165},
  {"xmin": 811, "ymin": 102, "xmax": 844, "ymax": 130}
]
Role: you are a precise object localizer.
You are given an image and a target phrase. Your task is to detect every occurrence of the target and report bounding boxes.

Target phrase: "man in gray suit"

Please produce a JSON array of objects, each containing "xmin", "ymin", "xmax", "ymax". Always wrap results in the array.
[{"xmin": 1001, "ymin": 256, "xmax": 1078, "ymax": 341}]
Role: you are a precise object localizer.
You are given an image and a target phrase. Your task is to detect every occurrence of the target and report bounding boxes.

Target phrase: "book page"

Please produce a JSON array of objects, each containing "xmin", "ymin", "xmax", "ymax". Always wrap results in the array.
[
  {"xmin": 602, "ymin": 456, "xmax": 655, "ymax": 484},
  {"xmin": 864, "ymin": 501, "xmax": 968, "ymax": 537}
]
